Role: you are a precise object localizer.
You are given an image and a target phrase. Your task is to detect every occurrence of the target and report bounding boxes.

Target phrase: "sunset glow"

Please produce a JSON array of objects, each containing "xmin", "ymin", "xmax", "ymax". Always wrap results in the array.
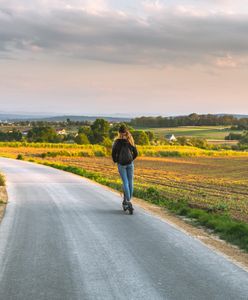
[{"xmin": 1, "ymin": 0, "xmax": 248, "ymax": 115}]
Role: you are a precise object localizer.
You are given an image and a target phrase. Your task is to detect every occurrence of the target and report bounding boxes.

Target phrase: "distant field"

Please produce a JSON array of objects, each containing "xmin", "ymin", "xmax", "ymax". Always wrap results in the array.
[
  {"xmin": 0, "ymin": 125, "xmax": 29, "ymax": 133},
  {"xmin": 0, "ymin": 125, "xmax": 243, "ymax": 142},
  {"xmin": 143, "ymin": 126, "xmax": 243, "ymax": 140},
  {"xmin": 0, "ymin": 142, "xmax": 248, "ymax": 224}
]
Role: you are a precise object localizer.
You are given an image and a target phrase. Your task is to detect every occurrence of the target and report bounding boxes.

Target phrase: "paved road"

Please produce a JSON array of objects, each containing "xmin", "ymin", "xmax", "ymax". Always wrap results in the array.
[{"xmin": 0, "ymin": 158, "xmax": 248, "ymax": 300}]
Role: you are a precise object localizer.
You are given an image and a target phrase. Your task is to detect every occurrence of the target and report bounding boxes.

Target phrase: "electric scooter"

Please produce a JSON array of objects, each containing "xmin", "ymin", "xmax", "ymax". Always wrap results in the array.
[{"xmin": 122, "ymin": 194, "xmax": 134, "ymax": 215}]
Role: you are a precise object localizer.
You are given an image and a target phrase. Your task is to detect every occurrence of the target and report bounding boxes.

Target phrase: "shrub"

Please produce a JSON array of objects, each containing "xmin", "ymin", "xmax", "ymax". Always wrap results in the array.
[
  {"xmin": 225, "ymin": 133, "xmax": 243, "ymax": 140},
  {"xmin": 132, "ymin": 131, "xmax": 150, "ymax": 145},
  {"xmin": 75, "ymin": 133, "xmax": 90, "ymax": 145},
  {"xmin": 17, "ymin": 154, "xmax": 24, "ymax": 160},
  {"xmin": 0, "ymin": 174, "xmax": 5, "ymax": 186},
  {"xmin": 78, "ymin": 151, "xmax": 92, "ymax": 157},
  {"xmin": 101, "ymin": 137, "xmax": 112, "ymax": 148},
  {"xmin": 158, "ymin": 150, "xmax": 182, "ymax": 157},
  {"xmin": 94, "ymin": 150, "xmax": 107, "ymax": 157}
]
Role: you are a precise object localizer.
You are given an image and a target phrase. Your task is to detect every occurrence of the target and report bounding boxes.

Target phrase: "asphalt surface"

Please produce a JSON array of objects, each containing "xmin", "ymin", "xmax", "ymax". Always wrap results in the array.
[{"xmin": 0, "ymin": 157, "xmax": 247, "ymax": 300}]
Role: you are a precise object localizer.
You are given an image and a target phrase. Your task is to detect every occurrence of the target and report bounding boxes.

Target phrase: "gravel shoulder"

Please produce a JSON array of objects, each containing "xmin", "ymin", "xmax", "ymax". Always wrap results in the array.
[
  {"xmin": 0, "ymin": 186, "xmax": 7, "ymax": 223},
  {"xmin": 132, "ymin": 197, "xmax": 248, "ymax": 272}
]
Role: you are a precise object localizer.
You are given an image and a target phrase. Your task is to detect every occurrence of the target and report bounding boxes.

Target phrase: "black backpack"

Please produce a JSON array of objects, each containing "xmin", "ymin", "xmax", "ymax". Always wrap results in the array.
[{"xmin": 118, "ymin": 143, "xmax": 133, "ymax": 165}]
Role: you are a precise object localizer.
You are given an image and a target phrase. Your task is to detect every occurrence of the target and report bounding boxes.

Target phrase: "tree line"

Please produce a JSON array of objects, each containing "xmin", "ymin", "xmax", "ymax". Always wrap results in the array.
[
  {"xmin": 1, "ymin": 117, "xmax": 248, "ymax": 148},
  {"xmin": 0, "ymin": 119, "xmax": 154, "ymax": 145},
  {"xmin": 0, "ymin": 130, "xmax": 22, "ymax": 142},
  {"xmin": 130, "ymin": 113, "xmax": 248, "ymax": 128}
]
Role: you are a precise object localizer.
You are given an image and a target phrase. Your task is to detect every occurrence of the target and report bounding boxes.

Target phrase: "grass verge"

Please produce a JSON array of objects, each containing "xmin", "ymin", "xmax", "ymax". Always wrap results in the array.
[{"xmin": 40, "ymin": 161, "xmax": 248, "ymax": 252}]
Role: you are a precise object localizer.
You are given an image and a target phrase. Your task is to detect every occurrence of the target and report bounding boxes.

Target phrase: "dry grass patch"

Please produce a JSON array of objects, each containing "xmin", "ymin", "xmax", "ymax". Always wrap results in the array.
[{"xmin": 0, "ymin": 175, "xmax": 7, "ymax": 222}]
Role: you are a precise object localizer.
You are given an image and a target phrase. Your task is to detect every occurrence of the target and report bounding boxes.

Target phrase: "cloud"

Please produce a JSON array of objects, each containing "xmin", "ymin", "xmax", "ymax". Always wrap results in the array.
[
  {"xmin": 0, "ymin": 1, "xmax": 248, "ymax": 67},
  {"xmin": 215, "ymin": 54, "xmax": 237, "ymax": 68}
]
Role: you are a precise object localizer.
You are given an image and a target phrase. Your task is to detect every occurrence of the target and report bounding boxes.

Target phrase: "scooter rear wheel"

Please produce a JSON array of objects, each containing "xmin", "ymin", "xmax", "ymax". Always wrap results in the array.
[{"xmin": 127, "ymin": 202, "xmax": 134, "ymax": 215}]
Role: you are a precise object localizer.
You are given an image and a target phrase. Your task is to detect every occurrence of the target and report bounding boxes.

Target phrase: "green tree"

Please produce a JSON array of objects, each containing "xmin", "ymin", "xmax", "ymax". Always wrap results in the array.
[
  {"xmin": 145, "ymin": 130, "xmax": 155, "ymax": 142},
  {"xmin": 132, "ymin": 130, "xmax": 149, "ymax": 145},
  {"xmin": 27, "ymin": 126, "xmax": 59, "ymax": 142},
  {"xmin": 0, "ymin": 130, "xmax": 22, "ymax": 142},
  {"xmin": 78, "ymin": 126, "xmax": 91, "ymax": 135},
  {"xmin": 177, "ymin": 136, "xmax": 188, "ymax": 146},
  {"xmin": 240, "ymin": 132, "xmax": 248, "ymax": 144},
  {"xmin": 12, "ymin": 129, "xmax": 23, "ymax": 141},
  {"xmin": 78, "ymin": 126, "xmax": 94, "ymax": 143},
  {"xmin": 225, "ymin": 133, "xmax": 243, "ymax": 140},
  {"xmin": 91, "ymin": 119, "xmax": 110, "ymax": 144},
  {"xmin": 101, "ymin": 137, "xmax": 112, "ymax": 147},
  {"xmin": 188, "ymin": 137, "xmax": 208, "ymax": 149},
  {"xmin": 75, "ymin": 133, "xmax": 90, "ymax": 145}
]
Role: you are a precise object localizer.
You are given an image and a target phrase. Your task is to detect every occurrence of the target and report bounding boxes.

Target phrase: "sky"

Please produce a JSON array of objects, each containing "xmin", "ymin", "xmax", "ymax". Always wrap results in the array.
[{"xmin": 0, "ymin": 0, "xmax": 248, "ymax": 116}]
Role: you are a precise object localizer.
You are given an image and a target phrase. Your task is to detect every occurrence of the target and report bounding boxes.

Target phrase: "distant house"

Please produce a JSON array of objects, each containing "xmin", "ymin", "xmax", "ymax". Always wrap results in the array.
[
  {"xmin": 22, "ymin": 130, "xmax": 29, "ymax": 136},
  {"xmin": 56, "ymin": 128, "xmax": 67, "ymax": 135},
  {"xmin": 165, "ymin": 134, "xmax": 177, "ymax": 142}
]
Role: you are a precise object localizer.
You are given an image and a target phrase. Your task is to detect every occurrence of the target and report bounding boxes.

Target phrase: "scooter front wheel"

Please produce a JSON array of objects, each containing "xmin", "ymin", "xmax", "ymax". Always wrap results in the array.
[{"xmin": 122, "ymin": 201, "xmax": 128, "ymax": 211}]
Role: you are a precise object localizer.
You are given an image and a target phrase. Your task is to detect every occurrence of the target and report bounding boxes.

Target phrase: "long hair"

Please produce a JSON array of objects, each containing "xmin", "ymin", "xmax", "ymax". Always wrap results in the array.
[{"xmin": 117, "ymin": 131, "xmax": 135, "ymax": 147}]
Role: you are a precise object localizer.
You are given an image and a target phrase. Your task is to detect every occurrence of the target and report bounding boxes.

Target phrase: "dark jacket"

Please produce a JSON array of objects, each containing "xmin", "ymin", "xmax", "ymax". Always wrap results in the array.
[{"xmin": 112, "ymin": 139, "xmax": 138, "ymax": 164}]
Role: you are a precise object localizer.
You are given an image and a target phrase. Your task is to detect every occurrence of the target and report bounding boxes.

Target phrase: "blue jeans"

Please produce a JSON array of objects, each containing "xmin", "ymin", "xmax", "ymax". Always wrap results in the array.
[{"xmin": 118, "ymin": 162, "xmax": 134, "ymax": 202}]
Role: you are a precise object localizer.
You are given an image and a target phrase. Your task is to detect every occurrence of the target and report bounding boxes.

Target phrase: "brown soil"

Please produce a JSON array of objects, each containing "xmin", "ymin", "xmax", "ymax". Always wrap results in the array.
[{"xmin": 41, "ymin": 155, "xmax": 248, "ymax": 222}]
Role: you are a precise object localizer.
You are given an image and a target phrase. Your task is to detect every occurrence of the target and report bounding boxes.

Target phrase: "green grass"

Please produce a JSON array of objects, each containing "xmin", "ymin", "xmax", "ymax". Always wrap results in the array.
[
  {"xmin": 142, "ymin": 126, "xmax": 243, "ymax": 140},
  {"xmin": 39, "ymin": 161, "xmax": 248, "ymax": 252}
]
